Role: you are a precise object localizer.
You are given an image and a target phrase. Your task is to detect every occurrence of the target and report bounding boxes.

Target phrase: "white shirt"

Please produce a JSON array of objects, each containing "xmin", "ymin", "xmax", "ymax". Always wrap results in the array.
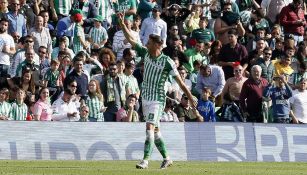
[
  {"xmin": 0, "ymin": 33, "xmax": 14, "ymax": 65},
  {"xmin": 289, "ymin": 90, "xmax": 307, "ymax": 123},
  {"xmin": 51, "ymin": 97, "xmax": 80, "ymax": 121},
  {"xmin": 112, "ymin": 30, "xmax": 141, "ymax": 60},
  {"xmin": 140, "ymin": 17, "xmax": 167, "ymax": 47}
]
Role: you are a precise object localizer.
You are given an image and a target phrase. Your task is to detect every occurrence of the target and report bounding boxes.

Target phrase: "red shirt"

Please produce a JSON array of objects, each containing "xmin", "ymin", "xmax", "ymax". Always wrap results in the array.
[
  {"xmin": 280, "ymin": 4, "xmax": 306, "ymax": 35},
  {"xmin": 239, "ymin": 77, "xmax": 268, "ymax": 115}
]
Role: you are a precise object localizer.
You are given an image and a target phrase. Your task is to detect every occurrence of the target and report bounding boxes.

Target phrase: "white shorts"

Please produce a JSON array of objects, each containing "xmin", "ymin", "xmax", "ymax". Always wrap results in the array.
[{"xmin": 142, "ymin": 100, "xmax": 165, "ymax": 127}]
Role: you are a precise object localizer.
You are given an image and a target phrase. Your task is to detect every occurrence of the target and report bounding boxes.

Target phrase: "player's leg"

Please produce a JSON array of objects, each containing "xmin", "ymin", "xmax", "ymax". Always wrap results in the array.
[
  {"xmin": 154, "ymin": 104, "xmax": 173, "ymax": 169},
  {"xmin": 136, "ymin": 100, "xmax": 156, "ymax": 169}
]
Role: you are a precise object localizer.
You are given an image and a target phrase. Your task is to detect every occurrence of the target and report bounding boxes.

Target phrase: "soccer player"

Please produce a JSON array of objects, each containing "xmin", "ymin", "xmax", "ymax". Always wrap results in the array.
[{"xmin": 117, "ymin": 12, "xmax": 198, "ymax": 169}]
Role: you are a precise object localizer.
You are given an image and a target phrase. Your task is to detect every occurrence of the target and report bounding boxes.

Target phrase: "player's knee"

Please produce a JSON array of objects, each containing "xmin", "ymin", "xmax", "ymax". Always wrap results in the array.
[
  {"xmin": 146, "ymin": 130, "xmax": 154, "ymax": 141},
  {"xmin": 154, "ymin": 131, "xmax": 162, "ymax": 140}
]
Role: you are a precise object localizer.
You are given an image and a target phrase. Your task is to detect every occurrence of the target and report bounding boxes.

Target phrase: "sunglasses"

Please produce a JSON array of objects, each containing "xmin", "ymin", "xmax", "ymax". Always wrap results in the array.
[
  {"xmin": 70, "ymin": 84, "xmax": 77, "ymax": 88},
  {"xmin": 25, "ymin": 40, "xmax": 34, "ymax": 43},
  {"xmin": 82, "ymin": 110, "xmax": 89, "ymax": 113}
]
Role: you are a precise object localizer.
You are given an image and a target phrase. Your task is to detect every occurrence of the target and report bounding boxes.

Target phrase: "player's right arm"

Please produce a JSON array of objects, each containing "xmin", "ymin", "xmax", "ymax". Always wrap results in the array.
[{"xmin": 117, "ymin": 13, "xmax": 138, "ymax": 48}]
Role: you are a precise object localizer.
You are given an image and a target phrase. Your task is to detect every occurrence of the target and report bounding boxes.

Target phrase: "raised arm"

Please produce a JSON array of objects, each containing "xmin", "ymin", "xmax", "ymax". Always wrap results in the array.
[{"xmin": 117, "ymin": 13, "xmax": 138, "ymax": 48}]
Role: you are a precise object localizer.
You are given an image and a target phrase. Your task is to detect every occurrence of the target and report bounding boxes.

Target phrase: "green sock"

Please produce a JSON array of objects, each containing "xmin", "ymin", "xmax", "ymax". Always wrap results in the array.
[
  {"xmin": 143, "ymin": 130, "xmax": 154, "ymax": 160},
  {"xmin": 154, "ymin": 131, "xmax": 168, "ymax": 159}
]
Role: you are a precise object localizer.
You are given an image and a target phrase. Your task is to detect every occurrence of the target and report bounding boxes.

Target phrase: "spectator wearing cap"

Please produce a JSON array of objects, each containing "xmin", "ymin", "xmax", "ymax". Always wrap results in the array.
[
  {"xmin": 73, "ymin": 13, "xmax": 89, "ymax": 54},
  {"xmin": 140, "ymin": 4, "xmax": 167, "ymax": 47},
  {"xmin": 56, "ymin": 9, "xmax": 82, "ymax": 40},
  {"xmin": 5, "ymin": 0, "xmax": 27, "ymax": 39},
  {"xmin": 90, "ymin": 0, "xmax": 113, "ymax": 27},
  {"xmin": 195, "ymin": 64, "xmax": 225, "ymax": 107},
  {"xmin": 89, "ymin": 15, "xmax": 108, "ymax": 51},
  {"xmin": 214, "ymin": 2, "xmax": 245, "ymax": 45},
  {"xmin": 71, "ymin": 0, "xmax": 98, "ymax": 29},
  {"xmin": 190, "ymin": 17, "xmax": 215, "ymax": 44},
  {"xmin": 160, "ymin": 3, "xmax": 190, "ymax": 37},
  {"xmin": 240, "ymin": 65, "xmax": 268, "ymax": 123},
  {"xmin": 263, "ymin": 74, "xmax": 293, "ymax": 123},
  {"xmin": 113, "ymin": 17, "xmax": 141, "ymax": 60},
  {"xmin": 218, "ymin": 29, "xmax": 248, "ymax": 80},
  {"xmin": 279, "ymin": 0, "xmax": 306, "ymax": 45}
]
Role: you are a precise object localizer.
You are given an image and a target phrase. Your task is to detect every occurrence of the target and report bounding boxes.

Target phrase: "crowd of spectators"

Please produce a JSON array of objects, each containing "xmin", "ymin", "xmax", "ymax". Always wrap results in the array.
[{"xmin": 0, "ymin": 0, "xmax": 306, "ymax": 124}]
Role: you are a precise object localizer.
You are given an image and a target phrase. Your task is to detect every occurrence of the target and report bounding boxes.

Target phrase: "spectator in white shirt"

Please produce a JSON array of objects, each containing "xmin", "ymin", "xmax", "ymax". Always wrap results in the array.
[
  {"xmin": 0, "ymin": 18, "xmax": 15, "ymax": 78},
  {"xmin": 140, "ymin": 5, "xmax": 167, "ymax": 47},
  {"xmin": 51, "ymin": 88, "xmax": 80, "ymax": 121},
  {"xmin": 112, "ymin": 17, "xmax": 141, "ymax": 60}
]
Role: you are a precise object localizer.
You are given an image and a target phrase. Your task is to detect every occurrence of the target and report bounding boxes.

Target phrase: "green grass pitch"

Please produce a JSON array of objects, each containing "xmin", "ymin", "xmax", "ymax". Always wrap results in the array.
[{"xmin": 0, "ymin": 160, "xmax": 307, "ymax": 175}]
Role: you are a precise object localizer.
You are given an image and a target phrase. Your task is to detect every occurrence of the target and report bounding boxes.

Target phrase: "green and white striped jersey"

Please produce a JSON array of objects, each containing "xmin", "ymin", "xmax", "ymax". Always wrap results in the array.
[
  {"xmin": 135, "ymin": 44, "xmax": 179, "ymax": 103},
  {"xmin": 54, "ymin": 0, "xmax": 72, "ymax": 16},
  {"xmin": 73, "ymin": 24, "xmax": 85, "ymax": 54},
  {"xmin": 90, "ymin": 0, "xmax": 113, "ymax": 22},
  {"xmin": 0, "ymin": 101, "xmax": 11, "ymax": 118},
  {"xmin": 89, "ymin": 26, "xmax": 108, "ymax": 47},
  {"xmin": 8, "ymin": 102, "xmax": 28, "ymax": 121},
  {"xmin": 86, "ymin": 96, "xmax": 104, "ymax": 120}
]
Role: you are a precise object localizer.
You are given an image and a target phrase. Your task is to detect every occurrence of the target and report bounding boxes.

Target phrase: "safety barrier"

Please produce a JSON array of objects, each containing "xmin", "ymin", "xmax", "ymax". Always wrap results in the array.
[{"xmin": 0, "ymin": 122, "xmax": 306, "ymax": 161}]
